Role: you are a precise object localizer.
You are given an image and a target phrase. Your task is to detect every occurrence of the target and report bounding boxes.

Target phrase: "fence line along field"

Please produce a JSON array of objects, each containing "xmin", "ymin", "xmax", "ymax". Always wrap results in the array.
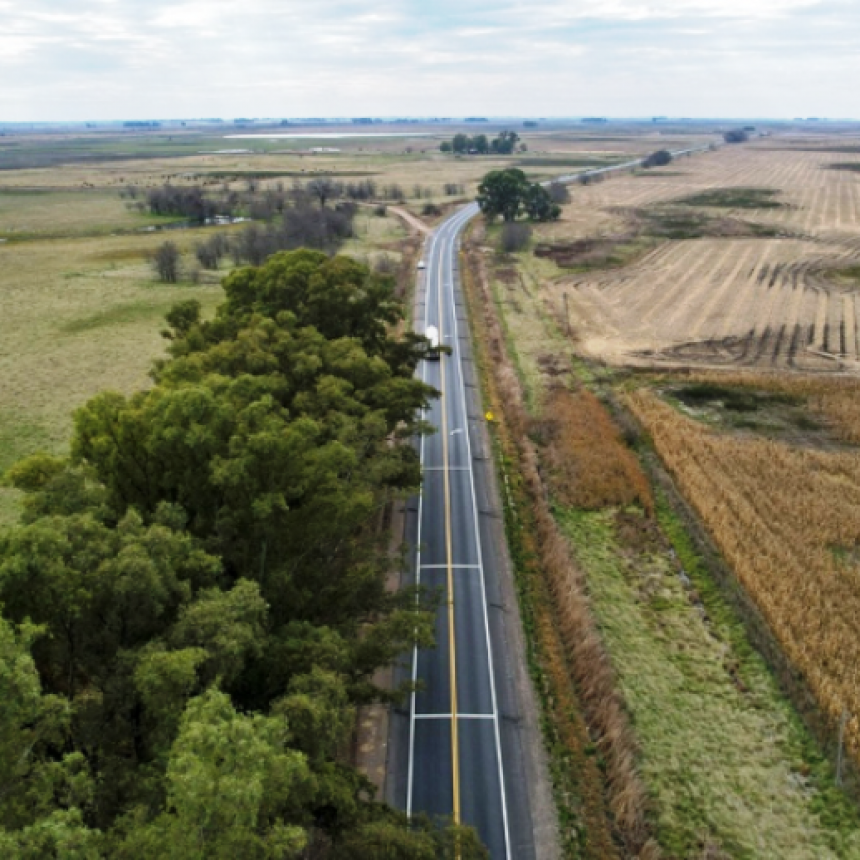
[
  {"xmin": 541, "ymin": 142, "xmax": 860, "ymax": 371},
  {"xmin": 626, "ymin": 386, "xmax": 860, "ymax": 767}
]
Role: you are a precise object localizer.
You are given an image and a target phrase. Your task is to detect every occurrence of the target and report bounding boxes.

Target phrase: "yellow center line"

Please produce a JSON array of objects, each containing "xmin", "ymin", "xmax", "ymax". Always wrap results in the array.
[{"xmin": 436, "ymin": 240, "xmax": 461, "ymax": 826}]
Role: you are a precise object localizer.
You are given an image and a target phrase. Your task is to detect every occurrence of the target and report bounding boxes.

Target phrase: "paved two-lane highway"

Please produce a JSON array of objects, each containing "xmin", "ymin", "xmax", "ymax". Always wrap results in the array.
[
  {"xmin": 394, "ymin": 143, "xmax": 717, "ymax": 857},
  {"xmin": 405, "ymin": 202, "xmax": 519, "ymax": 858}
]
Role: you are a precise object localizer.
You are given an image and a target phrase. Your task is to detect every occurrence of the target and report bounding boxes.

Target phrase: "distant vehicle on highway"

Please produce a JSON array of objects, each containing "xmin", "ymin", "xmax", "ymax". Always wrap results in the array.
[
  {"xmin": 417, "ymin": 260, "xmax": 426, "ymax": 269},
  {"xmin": 425, "ymin": 324, "xmax": 440, "ymax": 359}
]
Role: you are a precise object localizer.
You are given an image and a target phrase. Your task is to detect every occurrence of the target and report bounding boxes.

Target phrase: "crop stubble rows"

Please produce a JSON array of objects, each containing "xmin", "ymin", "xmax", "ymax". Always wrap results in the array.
[{"xmin": 550, "ymin": 145, "xmax": 860, "ymax": 371}]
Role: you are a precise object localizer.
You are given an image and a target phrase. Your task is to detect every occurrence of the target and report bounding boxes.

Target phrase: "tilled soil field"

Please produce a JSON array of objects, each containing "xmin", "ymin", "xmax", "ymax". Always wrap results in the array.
[{"xmin": 549, "ymin": 141, "xmax": 860, "ymax": 371}]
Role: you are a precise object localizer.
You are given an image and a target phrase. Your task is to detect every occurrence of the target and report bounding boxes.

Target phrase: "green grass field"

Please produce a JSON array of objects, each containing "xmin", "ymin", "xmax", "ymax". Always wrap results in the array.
[
  {"xmin": 0, "ymin": 188, "xmax": 182, "ymax": 239},
  {"xmin": 0, "ymin": 230, "xmax": 224, "ymax": 525},
  {"xmin": 560, "ymin": 506, "xmax": 860, "ymax": 858}
]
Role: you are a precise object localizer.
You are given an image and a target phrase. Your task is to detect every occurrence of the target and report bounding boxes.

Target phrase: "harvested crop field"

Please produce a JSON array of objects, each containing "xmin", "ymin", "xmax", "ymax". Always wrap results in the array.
[{"xmin": 542, "ymin": 142, "xmax": 860, "ymax": 371}]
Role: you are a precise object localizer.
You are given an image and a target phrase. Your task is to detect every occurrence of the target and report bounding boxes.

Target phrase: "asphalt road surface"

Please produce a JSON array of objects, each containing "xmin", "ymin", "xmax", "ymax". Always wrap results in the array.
[
  {"xmin": 406, "ymin": 202, "xmax": 518, "ymax": 859},
  {"xmin": 387, "ymin": 196, "xmax": 549, "ymax": 859}
]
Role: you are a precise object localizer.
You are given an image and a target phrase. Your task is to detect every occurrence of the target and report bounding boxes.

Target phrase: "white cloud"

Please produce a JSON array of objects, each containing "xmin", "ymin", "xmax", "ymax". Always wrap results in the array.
[{"xmin": 0, "ymin": 0, "xmax": 856, "ymax": 119}]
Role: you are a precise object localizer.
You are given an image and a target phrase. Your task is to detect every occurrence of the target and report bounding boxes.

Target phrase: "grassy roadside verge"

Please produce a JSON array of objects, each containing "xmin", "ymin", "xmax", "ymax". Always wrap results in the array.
[
  {"xmin": 463, "ymin": 224, "xmax": 860, "ymax": 857},
  {"xmin": 461, "ymin": 231, "xmax": 650, "ymax": 859}
]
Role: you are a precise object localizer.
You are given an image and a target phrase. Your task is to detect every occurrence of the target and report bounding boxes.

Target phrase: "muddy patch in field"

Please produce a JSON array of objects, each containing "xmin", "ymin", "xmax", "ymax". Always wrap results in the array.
[
  {"xmin": 635, "ymin": 207, "xmax": 782, "ymax": 239},
  {"xmin": 89, "ymin": 247, "xmax": 149, "ymax": 263},
  {"xmin": 536, "ymin": 353, "xmax": 569, "ymax": 377},
  {"xmin": 534, "ymin": 207, "xmax": 780, "ymax": 272},
  {"xmin": 673, "ymin": 187, "xmax": 785, "ymax": 210},
  {"xmin": 656, "ymin": 380, "xmax": 854, "ymax": 448},
  {"xmin": 534, "ymin": 231, "xmax": 644, "ymax": 270},
  {"xmin": 642, "ymin": 325, "xmax": 848, "ymax": 374}
]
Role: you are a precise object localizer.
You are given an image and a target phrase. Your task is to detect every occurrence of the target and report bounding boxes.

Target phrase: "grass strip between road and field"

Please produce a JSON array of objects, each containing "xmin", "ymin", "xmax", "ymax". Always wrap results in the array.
[{"xmin": 461, "ymin": 228, "xmax": 650, "ymax": 859}]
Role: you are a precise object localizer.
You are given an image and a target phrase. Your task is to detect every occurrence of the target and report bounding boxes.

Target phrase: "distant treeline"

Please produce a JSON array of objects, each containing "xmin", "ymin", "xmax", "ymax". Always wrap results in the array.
[
  {"xmin": 126, "ymin": 176, "xmax": 467, "ymax": 224},
  {"xmin": 228, "ymin": 204, "xmax": 357, "ymax": 265},
  {"xmin": 145, "ymin": 185, "xmax": 221, "ymax": 221},
  {"xmin": 440, "ymin": 130, "xmax": 524, "ymax": 155},
  {"xmin": 151, "ymin": 199, "xmax": 359, "ymax": 284},
  {"xmin": 724, "ymin": 129, "xmax": 750, "ymax": 143}
]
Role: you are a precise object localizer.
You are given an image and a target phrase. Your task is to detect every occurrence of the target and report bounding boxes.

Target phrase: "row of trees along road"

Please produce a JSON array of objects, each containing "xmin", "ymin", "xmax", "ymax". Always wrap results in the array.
[
  {"xmin": 477, "ymin": 168, "xmax": 562, "ymax": 222},
  {"xmin": 0, "ymin": 249, "xmax": 488, "ymax": 858},
  {"xmin": 440, "ymin": 130, "xmax": 524, "ymax": 155}
]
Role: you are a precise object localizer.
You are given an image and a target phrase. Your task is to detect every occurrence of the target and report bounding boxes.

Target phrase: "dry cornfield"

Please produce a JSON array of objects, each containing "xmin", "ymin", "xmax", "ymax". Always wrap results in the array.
[
  {"xmin": 544, "ymin": 142, "xmax": 860, "ymax": 371},
  {"xmin": 626, "ymin": 388, "xmax": 860, "ymax": 764},
  {"xmin": 538, "ymin": 386, "xmax": 654, "ymax": 514}
]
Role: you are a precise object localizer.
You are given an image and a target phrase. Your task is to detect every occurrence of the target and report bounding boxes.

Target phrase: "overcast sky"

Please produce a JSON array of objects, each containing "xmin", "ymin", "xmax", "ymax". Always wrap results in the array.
[{"xmin": 1, "ymin": 0, "xmax": 857, "ymax": 121}]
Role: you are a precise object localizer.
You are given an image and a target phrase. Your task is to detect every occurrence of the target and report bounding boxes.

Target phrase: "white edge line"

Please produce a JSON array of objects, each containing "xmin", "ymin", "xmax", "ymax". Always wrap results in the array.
[{"xmin": 446, "ymin": 207, "xmax": 513, "ymax": 859}]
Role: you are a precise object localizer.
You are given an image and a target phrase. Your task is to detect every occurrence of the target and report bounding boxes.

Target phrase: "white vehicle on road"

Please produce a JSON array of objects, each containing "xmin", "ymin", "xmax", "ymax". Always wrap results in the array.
[
  {"xmin": 417, "ymin": 260, "xmax": 426, "ymax": 269},
  {"xmin": 424, "ymin": 324, "xmax": 440, "ymax": 359}
]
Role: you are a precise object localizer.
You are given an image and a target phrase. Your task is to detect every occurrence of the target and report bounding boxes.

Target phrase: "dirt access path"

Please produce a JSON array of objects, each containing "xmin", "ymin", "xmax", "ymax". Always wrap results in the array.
[{"xmin": 387, "ymin": 205, "xmax": 433, "ymax": 235}]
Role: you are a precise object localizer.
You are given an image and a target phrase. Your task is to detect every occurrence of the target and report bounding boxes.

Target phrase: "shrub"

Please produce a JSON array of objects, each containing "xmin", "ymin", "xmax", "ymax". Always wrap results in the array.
[
  {"xmin": 500, "ymin": 222, "xmax": 532, "ymax": 253},
  {"xmin": 547, "ymin": 181, "xmax": 571, "ymax": 204},
  {"xmin": 152, "ymin": 240, "xmax": 181, "ymax": 283},
  {"xmin": 642, "ymin": 149, "xmax": 673, "ymax": 168},
  {"xmin": 195, "ymin": 233, "xmax": 230, "ymax": 270}
]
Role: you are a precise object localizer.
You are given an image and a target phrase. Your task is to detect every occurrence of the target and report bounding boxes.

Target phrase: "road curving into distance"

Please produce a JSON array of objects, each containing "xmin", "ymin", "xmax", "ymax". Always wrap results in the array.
[{"xmin": 393, "ymin": 142, "xmax": 718, "ymax": 857}]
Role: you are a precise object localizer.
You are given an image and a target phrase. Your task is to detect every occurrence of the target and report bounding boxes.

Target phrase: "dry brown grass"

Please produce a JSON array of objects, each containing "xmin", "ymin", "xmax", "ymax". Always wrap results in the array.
[
  {"xmin": 537, "ymin": 386, "xmax": 654, "ymax": 514},
  {"xmin": 627, "ymin": 387, "xmax": 860, "ymax": 766}
]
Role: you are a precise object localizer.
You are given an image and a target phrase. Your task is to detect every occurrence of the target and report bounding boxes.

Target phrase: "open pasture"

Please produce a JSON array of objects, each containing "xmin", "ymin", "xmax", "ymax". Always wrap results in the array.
[{"xmin": 0, "ymin": 229, "xmax": 224, "ymax": 524}]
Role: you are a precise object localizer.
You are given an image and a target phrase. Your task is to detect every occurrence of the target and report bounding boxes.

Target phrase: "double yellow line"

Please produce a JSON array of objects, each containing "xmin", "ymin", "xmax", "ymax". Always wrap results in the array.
[{"xmin": 435, "ymin": 240, "xmax": 461, "ymax": 825}]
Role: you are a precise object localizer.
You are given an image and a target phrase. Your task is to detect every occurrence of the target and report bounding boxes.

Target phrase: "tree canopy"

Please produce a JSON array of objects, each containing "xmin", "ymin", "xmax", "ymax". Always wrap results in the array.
[
  {"xmin": 477, "ymin": 169, "xmax": 562, "ymax": 223},
  {"xmin": 641, "ymin": 149, "xmax": 673, "ymax": 168},
  {"xmin": 0, "ymin": 249, "xmax": 480, "ymax": 856}
]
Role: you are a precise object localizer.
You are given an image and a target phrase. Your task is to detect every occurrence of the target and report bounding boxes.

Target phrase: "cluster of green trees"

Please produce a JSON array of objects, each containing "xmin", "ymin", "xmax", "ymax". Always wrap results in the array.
[
  {"xmin": 641, "ymin": 149, "xmax": 673, "ymax": 168},
  {"xmin": 439, "ymin": 131, "xmax": 524, "ymax": 156},
  {"xmin": 0, "ymin": 250, "xmax": 486, "ymax": 858},
  {"xmin": 477, "ymin": 169, "xmax": 562, "ymax": 223}
]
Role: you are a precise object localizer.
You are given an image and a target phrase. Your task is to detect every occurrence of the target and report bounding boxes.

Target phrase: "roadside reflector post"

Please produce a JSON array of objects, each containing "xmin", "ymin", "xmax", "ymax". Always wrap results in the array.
[
  {"xmin": 837, "ymin": 709, "xmax": 849, "ymax": 786},
  {"xmin": 563, "ymin": 292, "xmax": 571, "ymax": 337}
]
